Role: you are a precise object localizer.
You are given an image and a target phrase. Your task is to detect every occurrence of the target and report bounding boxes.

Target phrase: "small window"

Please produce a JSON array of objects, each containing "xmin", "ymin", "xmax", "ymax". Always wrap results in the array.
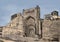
[
  {"xmin": 0, "ymin": 33, "xmax": 2, "ymax": 35},
  {"xmin": 0, "ymin": 29, "xmax": 2, "ymax": 32},
  {"xmin": 11, "ymin": 14, "xmax": 17, "ymax": 20}
]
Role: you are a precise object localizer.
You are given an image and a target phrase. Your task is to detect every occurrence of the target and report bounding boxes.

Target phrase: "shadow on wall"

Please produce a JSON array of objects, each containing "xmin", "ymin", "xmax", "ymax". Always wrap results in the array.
[{"xmin": 0, "ymin": 40, "xmax": 4, "ymax": 42}]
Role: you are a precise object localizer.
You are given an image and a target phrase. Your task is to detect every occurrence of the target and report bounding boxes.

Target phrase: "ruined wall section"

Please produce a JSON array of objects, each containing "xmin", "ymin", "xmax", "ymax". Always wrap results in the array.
[
  {"xmin": 2, "ymin": 13, "xmax": 24, "ymax": 38},
  {"xmin": 42, "ymin": 20, "xmax": 52, "ymax": 39},
  {"xmin": 42, "ymin": 19, "xmax": 60, "ymax": 41}
]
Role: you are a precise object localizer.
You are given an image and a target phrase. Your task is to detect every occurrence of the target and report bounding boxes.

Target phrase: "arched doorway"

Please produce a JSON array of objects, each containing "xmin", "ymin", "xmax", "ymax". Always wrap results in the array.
[
  {"xmin": 28, "ymin": 26, "xmax": 35, "ymax": 37},
  {"xmin": 25, "ymin": 16, "xmax": 36, "ymax": 37}
]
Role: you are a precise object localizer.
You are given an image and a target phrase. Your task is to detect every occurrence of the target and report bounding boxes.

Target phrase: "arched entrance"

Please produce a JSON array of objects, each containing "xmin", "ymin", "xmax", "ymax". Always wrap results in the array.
[{"xmin": 24, "ymin": 16, "xmax": 36, "ymax": 37}]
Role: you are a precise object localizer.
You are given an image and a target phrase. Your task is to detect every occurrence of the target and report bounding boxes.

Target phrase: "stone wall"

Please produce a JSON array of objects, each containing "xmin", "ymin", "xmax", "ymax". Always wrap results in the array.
[
  {"xmin": 42, "ymin": 19, "xmax": 60, "ymax": 41},
  {"xmin": 2, "ymin": 13, "xmax": 24, "ymax": 39},
  {"xmin": 1, "ymin": 5, "xmax": 60, "ymax": 42},
  {"xmin": 2, "ymin": 6, "xmax": 41, "ymax": 39},
  {"xmin": 42, "ymin": 20, "xmax": 52, "ymax": 39},
  {"xmin": 23, "ymin": 5, "xmax": 41, "ymax": 38}
]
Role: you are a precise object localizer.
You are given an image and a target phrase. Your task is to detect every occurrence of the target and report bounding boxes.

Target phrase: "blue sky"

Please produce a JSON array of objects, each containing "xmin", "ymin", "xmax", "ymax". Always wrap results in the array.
[{"xmin": 0, "ymin": 0, "xmax": 60, "ymax": 26}]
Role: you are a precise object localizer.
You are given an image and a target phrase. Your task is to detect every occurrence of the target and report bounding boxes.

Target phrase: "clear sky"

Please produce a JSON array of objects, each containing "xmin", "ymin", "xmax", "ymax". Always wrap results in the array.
[{"xmin": 0, "ymin": 0, "xmax": 60, "ymax": 26}]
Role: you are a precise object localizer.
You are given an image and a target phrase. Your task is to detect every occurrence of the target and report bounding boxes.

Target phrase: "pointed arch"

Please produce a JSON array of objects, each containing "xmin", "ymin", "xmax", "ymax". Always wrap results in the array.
[{"xmin": 26, "ymin": 16, "xmax": 35, "ymax": 21}]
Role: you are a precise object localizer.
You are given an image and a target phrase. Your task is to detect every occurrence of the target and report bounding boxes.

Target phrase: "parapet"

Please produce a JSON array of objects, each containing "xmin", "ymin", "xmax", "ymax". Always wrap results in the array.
[
  {"xmin": 11, "ymin": 14, "xmax": 17, "ymax": 20},
  {"xmin": 23, "ymin": 5, "xmax": 40, "ymax": 14},
  {"xmin": 11, "ymin": 13, "xmax": 22, "ymax": 20},
  {"xmin": 44, "ymin": 11, "xmax": 59, "ymax": 20}
]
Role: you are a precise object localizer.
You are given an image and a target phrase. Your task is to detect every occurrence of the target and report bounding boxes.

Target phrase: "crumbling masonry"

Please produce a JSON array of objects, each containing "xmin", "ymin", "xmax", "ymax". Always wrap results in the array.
[{"xmin": 0, "ymin": 5, "xmax": 60, "ymax": 42}]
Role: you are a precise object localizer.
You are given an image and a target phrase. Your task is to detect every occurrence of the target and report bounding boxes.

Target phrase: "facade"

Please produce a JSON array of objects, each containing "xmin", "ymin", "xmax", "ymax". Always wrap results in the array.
[
  {"xmin": 2, "ymin": 6, "xmax": 41, "ymax": 38},
  {"xmin": 0, "ymin": 5, "xmax": 60, "ymax": 42},
  {"xmin": 23, "ymin": 5, "xmax": 41, "ymax": 37}
]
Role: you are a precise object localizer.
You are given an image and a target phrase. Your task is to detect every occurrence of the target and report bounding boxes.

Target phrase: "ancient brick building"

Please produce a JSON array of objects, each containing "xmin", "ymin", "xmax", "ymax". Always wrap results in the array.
[{"xmin": 0, "ymin": 5, "xmax": 60, "ymax": 42}]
